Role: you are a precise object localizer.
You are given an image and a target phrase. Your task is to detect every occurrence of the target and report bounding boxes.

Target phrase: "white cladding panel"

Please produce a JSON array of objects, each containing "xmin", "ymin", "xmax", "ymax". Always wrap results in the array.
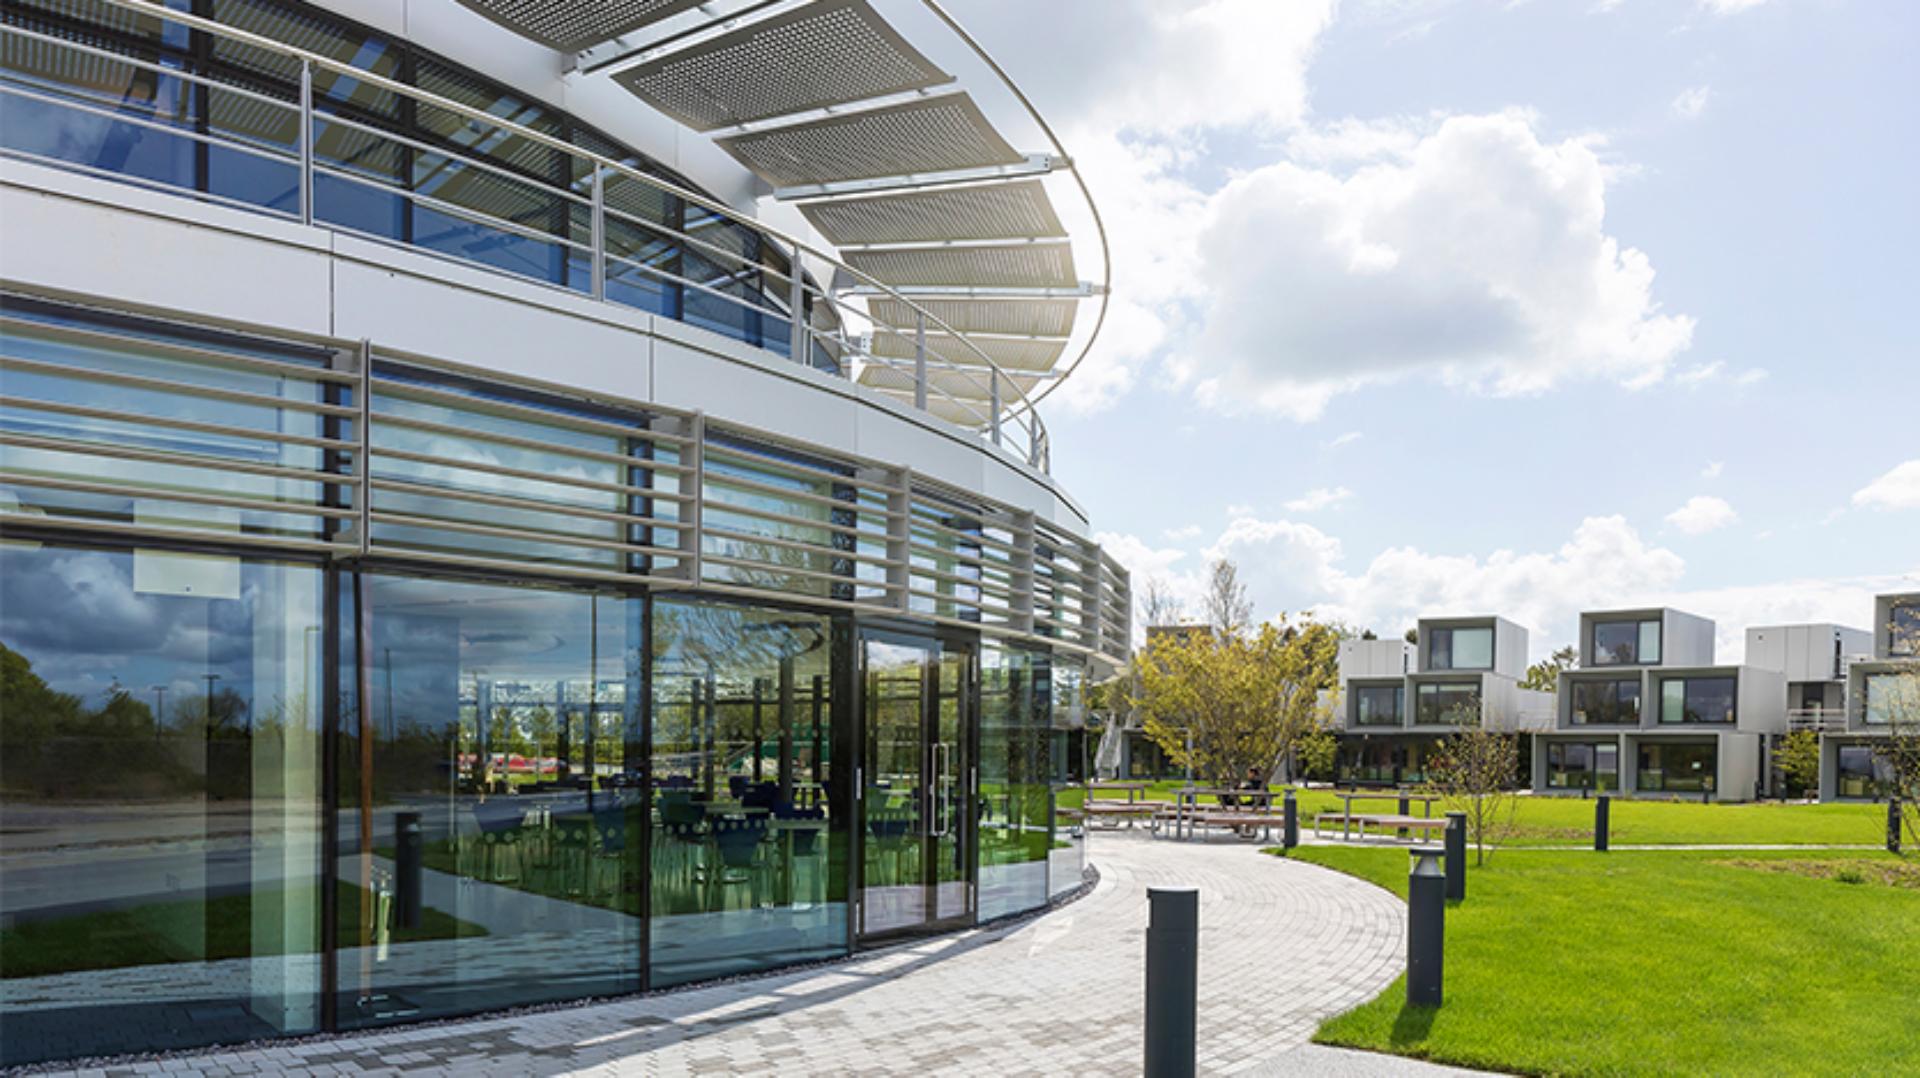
[
  {"xmin": 1663, "ymin": 610, "xmax": 1718, "ymax": 666},
  {"xmin": 1735, "ymin": 666, "xmax": 1788, "ymax": 734},
  {"xmin": 1339, "ymin": 639, "xmax": 1414, "ymax": 680}
]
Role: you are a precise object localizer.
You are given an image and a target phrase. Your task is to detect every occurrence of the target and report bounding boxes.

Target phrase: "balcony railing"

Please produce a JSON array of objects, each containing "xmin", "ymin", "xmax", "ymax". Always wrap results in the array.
[
  {"xmin": 0, "ymin": 0, "xmax": 1054, "ymax": 470},
  {"xmin": 1786, "ymin": 709, "xmax": 1849, "ymax": 734}
]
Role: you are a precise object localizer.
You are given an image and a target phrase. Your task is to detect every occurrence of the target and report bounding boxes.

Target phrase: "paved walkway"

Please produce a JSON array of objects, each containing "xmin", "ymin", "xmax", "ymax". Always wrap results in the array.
[{"xmin": 53, "ymin": 833, "xmax": 1481, "ymax": 1076}]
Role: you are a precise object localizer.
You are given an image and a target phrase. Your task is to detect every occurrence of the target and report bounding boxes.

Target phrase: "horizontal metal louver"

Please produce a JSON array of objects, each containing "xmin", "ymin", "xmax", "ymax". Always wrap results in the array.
[
  {"xmin": 870, "ymin": 331, "xmax": 1066, "ymax": 373},
  {"xmin": 614, "ymin": 0, "xmax": 952, "ymax": 132},
  {"xmin": 716, "ymin": 94, "xmax": 1021, "ymax": 188},
  {"xmin": 867, "ymin": 297, "xmax": 1080, "ymax": 338}
]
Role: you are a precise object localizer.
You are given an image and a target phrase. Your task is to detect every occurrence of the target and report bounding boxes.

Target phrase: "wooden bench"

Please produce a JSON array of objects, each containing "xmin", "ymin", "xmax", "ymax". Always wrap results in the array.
[
  {"xmin": 1316, "ymin": 812, "xmax": 1450, "ymax": 842},
  {"xmin": 1081, "ymin": 800, "xmax": 1162, "ymax": 829}
]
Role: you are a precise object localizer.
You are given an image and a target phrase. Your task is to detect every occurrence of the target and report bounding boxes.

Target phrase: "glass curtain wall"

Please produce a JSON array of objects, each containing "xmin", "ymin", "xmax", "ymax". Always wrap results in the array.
[
  {"xmin": 1047, "ymin": 655, "xmax": 1086, "ymax": 901},
  {"xmin": 979, "ymin": 646, "xmax": 1048, "ymax": 920},
  {"xmin": 648, "ymin": 598, "xmax": 846, "ymax": 986},
  {"xmin": 0, "ymin": 541, "xmax": 324, "ymax": 1066},
  {"xmin": 336, "ymin": 574, "xmax": 641, "ymax": 1027}
]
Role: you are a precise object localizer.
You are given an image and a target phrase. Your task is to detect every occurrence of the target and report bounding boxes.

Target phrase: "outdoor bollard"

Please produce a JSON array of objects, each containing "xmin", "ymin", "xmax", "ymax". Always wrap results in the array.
[
  {"xmin": 395, "ymin": 811, "xmax": 423, "ymax": 929},
  {"xmin": 1397, "ymin": 792, "xmax": 1411, "ymax": 838},
  {"xmin": 1407, "ymin": 847, "xmax": 1445, "ymax": 1008},
  {"xmin": 1283, "ymin": 789, "xmax": 1300, "ymax": 850},
  {"xmin": 1891, "ymin": 799, "xmax": 1903, "ymax": 855},
  {"xmin": 1595, "ymin": 794, "xmax": 1610, "ymax": 853},
  {"xmin": 1145, "ymin": 886, "xmax": 1199, "ymax": 1078},
  {"xmin": 1444, "ymin": 812, "xmax": 1467, "ymax": 902}
]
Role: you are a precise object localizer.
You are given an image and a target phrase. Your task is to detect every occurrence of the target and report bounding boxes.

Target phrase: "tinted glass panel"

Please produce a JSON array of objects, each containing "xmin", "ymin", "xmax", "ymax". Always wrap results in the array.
[
  {"xmin": 1416, "ymin": 683, "xmax": 1478, "ymax": 724},
  {"xmin": 1, "ymin": 541, "xmax": 323, "ymax": 1067},
  {"xmin": 1570, "ymin": 679, "xmax": 1640, "ymax": 725},
  {"xmin": 1891, "ymin": 604, "xmax": 1920, "ymax": 657},
  {"xmin": 1355, "ymin": 685, "xmax": 1403, "ymax": 726},
  {"xmin": 1863, "ymin": 674, "xmax": 1908, "ymax": 725},
  {"xmin": 649, "ymin": 599, "xmax": 845, "ymax": 986},
  {"xmin": 1592, "ymin": 621, "xmax": 1644, "ymax": 665},
  {"xmin": 1637, "ymin": 620, "xmax": 1662, "ymax": 664},
  {"xmin": 1546, "ymin": 742, "xmax": 1618, "ymax": 790},
  {"xmin": 979, "ymin": 646, "xmax": 1047, "ymax": 920},
  {"xmin": 1659, "ymin": 677, "xmax": 1736, "ymax": 725},
  {"xmin": 1047, "ymin": 655, "xmax": 1084, "ymax": 900},
  {"xmin": 1836, "ymin": 745, "xmax": 1889, "ymax": 798},
  {"xmin": 1637, "ymin": 741, "xmax": 1716, "ymax": 792},
  {"xmin": 337, "ymin": 574, "xmax": 641, "ymax": 1027}
]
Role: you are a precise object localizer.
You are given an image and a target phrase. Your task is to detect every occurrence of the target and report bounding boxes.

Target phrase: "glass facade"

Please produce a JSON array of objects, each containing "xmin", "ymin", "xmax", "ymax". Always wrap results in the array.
[
  {"xmin": 1592, "ymin": 619, "xmax": 1660, "ymax": 666},
  {"xmin": 1427, "ymin": 627, "xmax": 1492, "ymax": 671},
  {"xmin": 1570, "ymin": 678, "xmax": 1641, "ymax": 725},
  {"xmin": 1415, "ymin": 682, "xmax": 1479, "ymax": 725},
  {"xmin": 1353, "ymin": 683, "xmax": 1403, "ymax": 727},
  {"xmin": 1658, "ymin": 677, "xmax": 1736, "ymax": 725},
  {"xmin": 1637, "ymin": 741, "xmax": 1716, "ymax": 793},
  {"xmin": 0, "ymin": 296, "xmax": 1102, "ymax": 1067},
  {"xmin": 1546, "ymin": 742, "xmax": 1619, "ymax": 791}
]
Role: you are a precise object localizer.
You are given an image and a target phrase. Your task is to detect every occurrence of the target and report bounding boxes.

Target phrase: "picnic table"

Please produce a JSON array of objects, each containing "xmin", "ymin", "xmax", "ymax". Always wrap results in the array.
[
  {"xmin": 1167, "ymin": 786, "xmax": 1285, "ymax": 841},
  {"xmin": 1081, "ymin": 782, "xmax": 1158, "ymax": 829},
  {"xmin": 1327, "ymin": 790, "xmax": 1442, "ymax": 842},
  {"xmin": 1084, "ymin": 781, "xmax": 1152, "ymax": 803}
]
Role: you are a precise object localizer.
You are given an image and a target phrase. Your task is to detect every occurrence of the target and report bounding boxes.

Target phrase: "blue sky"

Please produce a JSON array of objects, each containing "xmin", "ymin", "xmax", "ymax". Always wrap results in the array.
[{"xmin": 952, "ymin": 0, "xmax": 1918, "ymax": 660}]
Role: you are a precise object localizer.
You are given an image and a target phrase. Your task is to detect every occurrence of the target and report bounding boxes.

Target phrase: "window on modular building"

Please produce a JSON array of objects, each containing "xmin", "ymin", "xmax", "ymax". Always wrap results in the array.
[
  {"xmin": 1416, "ymin": 683, "xmax": 1478, "ymax": 725},
  {"xmin": 1571, "ymin": 679, "xmax": 1641, "ymax": 725},
  {"xmin": 1863, "ymin": 674, "xmax": 1911, "ymax": 725},
  {"xmin": 1659, "ymin": 677, "xmax": 1736, "ymax": 724},
  {"xmin": 1892, "ymin": 603, "xmax": 1920, "ymax": 657},
  {"xmin": 1429, "ymin": 627, "xmax": 1492, "ymax": 670},
  {"xmin": 1592, "ymin": 619, "xmax": 1659, "ymax": 665},
  {"xmin": 0, "ymin": 541, "xmax": 324, "ymax": 1067},
  {"xmin": 336, "ymin": 574, "xmax": 642, "ymax": 1028},
  {"xmin": 1355, "ymin": 685, "xmax": 1403, "ymax": 726},
  {"xmin": 1836, "ymin": 745, "xmax": 1890, "ymax": 798},
  {"xmin": 1546, "ymin": 742, "xmax": 1617, "ymax": 790},
  {"xmin": 1637, "ymin": 742, "xmax": 1716, "ymax": 793},
  {"xmin": 649, "ymin": 598, "xmax": 847, "ymax": 986}
]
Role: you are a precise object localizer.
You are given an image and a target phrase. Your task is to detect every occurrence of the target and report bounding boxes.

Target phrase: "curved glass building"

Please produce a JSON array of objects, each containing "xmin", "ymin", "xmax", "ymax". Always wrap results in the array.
[{"xmin": 0, "ymin": 0, "xmax": 1128, "ymax": 1065}]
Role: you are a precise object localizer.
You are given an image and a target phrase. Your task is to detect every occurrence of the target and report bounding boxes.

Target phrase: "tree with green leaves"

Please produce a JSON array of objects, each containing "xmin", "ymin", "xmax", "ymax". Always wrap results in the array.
[
  {"xmin": 1776, "ymin": 729, "xmax": 1822, "ymax": 800},
  {"xmin": 1425, "ymin": 717, "xmax": 1519, "ymax": 866},
  {"xmin": 1870, "ymin": 669, "xmax": 1920, "ymax": 855},
  {"xmin": 1521, "ymin": 645, "xmax": 1579, "ymax": 692},
  {"xmin": 1135, "ymin": 613, "xmax": 1338, "ymax": 787}
]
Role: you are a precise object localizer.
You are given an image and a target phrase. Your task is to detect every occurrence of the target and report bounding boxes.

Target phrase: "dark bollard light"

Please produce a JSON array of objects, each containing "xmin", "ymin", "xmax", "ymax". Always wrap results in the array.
[
  {"xmin": 1444, "ymin": 812, "xmax": 1466, "ymax": 902},
  {"xmin": 1145, "ymin": 886, "xmax": 1199, "ymax": 1078},
  {"xmin": 1283, "ymin": 789, "xmax": 1300, "ymax": 850},
  {"xmin": 1891, "ymin": 799, "xmax": 1904, "ymax": 855},
  {"xmin": 1595, "ymin": 794, "xmax": 1610, "ymax": 853},
  {"xmin": 1407, "ymin": 847, "xmax": 1445, "ymax": 1008},
  {"xmin": 395, "ymin": 811, "xmax": 424, "ymax": 929}
]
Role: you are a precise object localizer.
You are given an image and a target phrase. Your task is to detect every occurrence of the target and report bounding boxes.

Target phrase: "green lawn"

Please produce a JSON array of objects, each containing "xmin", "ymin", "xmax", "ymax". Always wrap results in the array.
[
  {"xmin": 1071, "ymin": 781, "xmax": 1888, "ymax": 846},
  {"xmin": 0, "ymin": 880, "xmax": 486, "ymax": 979},
  {"xmin": 1285, "ymin": 845, "xmax": 1920, "ymax": 1077}
]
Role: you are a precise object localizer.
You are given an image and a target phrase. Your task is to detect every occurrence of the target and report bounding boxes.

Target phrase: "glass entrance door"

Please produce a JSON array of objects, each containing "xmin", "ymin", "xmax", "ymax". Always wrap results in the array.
[{"xmin": 859, "ymin": 634, "xmax": 973, "ymax": 939}]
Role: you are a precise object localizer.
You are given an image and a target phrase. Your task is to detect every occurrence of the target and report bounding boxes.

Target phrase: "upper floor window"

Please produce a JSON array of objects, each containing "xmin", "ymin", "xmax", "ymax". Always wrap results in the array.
[
  {"xmin": 1659, "ymin": 676, "xmax": 1735, "ymax": 725},
  {"xmin": 1863, "ymin": 673, "xmax": 1912, "ymax": 726},
  {"xmin": 1354, "ymin": 685, "xmax": 1403, "ymax": 727},
  {"xmin": 1891, "ymin": 603, "xmax": 1920, "ymax": 657},
  {"xmin": 1592, "ymin": 619, "xmax": 1661, "ymax": 666},
  {"xmin": 1570, "ymin": 679, "xmax": 1641, "ymax": 725},
  {"xmin": 1428, "ymin": 626, "xmax": 1492, "ymax": 670},
  {"xmin": 1415, "ymin": 682, "xmax": 1479, "ymax": 725}
]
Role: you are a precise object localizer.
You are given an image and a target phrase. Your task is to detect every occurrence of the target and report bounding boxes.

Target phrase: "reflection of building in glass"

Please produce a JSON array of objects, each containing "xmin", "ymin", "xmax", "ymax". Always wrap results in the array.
[{"xmin": 0, "ymin": 0, "xmax": 1124, "ymax": 1065}]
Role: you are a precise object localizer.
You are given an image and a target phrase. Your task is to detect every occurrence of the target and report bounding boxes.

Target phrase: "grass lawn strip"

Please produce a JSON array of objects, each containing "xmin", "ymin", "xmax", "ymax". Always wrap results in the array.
[{"xmin": 1282, "ymin": 844, "xmax": 1920, "ymax": 1077}]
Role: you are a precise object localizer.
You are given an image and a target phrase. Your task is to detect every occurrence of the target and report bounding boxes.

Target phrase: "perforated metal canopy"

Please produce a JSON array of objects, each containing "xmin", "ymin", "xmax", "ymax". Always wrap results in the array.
[
  {"xmin": 870, "ymin": 330, "xmax": 1066, "ymax": 374},
  {"xmin": 449, "ymin": 0, "xmax": 704, "ymax": 52},
  {"xmin": 866, "ymin": 297, "xmax": 1081, "ymax": 339},
  {"xmin": 801, "ymin": 180, "xmax": 1064, "ymax": 246},
  {"xmin": 613, "ymin": 0, "xmax": 952, "ymax": 132},
  {"xmin": 716, "ymin": 94, "xmax": 1022, "ymax": 188},
  {"xmin": 847, "ymin": 242, "xmax": 1075, "ymax": 290}
]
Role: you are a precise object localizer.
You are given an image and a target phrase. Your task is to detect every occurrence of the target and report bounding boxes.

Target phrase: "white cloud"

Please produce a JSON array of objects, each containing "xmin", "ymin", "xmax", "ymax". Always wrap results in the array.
[
  {"xmin": 1163, "ymin": 523, "xmax": 1203, "ymax": 541},
  {"xmin": 1224, "ymin": 503, "xmax": 1257, "ymax": 519},
  {"xmin": 1284, "ymin": 486, "xmax": 1355, "ymax": 512},
  {"xmin": 1325, "ymin": 431, "xmax": 1365, "ymax": 449},
  {"xmin": 1182, "ymin": 111, "xmax": 1694, "ymax": 420},
  {"xmin": 1701, "ymin": 460, "xmax": 1724, "ymax": 479},
  {"xmin": 1700, "ymin": 0, "xmax": 1768, "ymax": 14},
  {"xmin": 1671, "ymin": 85, "xmax": 1712, "ymax": 120},
  {"xmin": 1672, "ymin": 360, "xmax": 1767, "ymax": 388},
  {"xmin": 1666, "ymin": 495, "xmax": 1739, "ymax": 535},
  {"xmin": 1853, "ymin": 460, "xmax": 1920, "ymax": 511}
]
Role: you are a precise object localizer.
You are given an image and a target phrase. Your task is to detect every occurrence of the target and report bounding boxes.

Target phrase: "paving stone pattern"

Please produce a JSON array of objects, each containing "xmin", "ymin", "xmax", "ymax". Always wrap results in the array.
[{"xmin": 51, "ymin": 833, "xmax": 1441, "ymax": 1077}]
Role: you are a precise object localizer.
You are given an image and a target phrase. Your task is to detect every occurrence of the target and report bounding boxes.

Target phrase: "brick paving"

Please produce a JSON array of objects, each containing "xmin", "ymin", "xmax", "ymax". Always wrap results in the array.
[{"xmin": 46, "ymin": 833, "xmax": 1475, "ymax": 1076}]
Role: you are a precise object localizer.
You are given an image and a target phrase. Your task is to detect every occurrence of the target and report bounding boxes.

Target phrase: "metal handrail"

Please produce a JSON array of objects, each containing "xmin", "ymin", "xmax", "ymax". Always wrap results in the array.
[{"xmin": 8, "ymin": 0, "xmax": 1052, "ymax": 468}]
